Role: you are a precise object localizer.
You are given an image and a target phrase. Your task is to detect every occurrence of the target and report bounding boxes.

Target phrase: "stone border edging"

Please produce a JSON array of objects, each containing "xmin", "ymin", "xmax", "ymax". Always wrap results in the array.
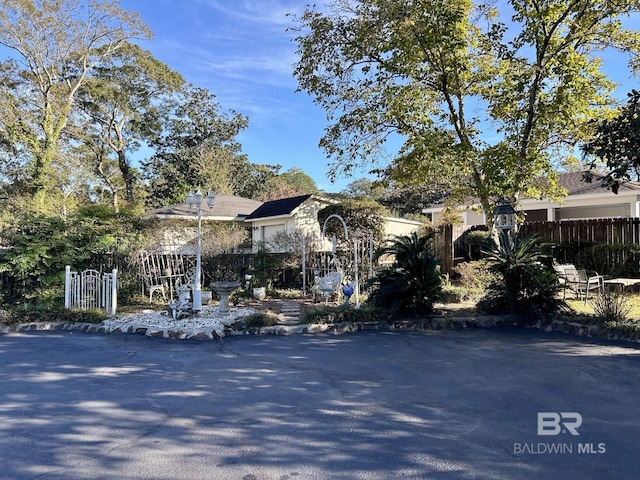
[{"xmin": 2, "ymin": 314, "xmax": 639, "ymax": 344}]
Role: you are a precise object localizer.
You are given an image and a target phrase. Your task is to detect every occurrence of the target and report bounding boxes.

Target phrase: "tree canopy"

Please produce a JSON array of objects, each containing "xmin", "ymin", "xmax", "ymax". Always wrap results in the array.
[
  {"xmin": 0, "ymin": 0, "xmax": 319, "ymax": 219},
  {"xmin": 582, "ymin": 89, "xmax": 640, "ymax": 193},
  {"xmin": 0, "ymin": 0, "xmax": 151, "ymax": 208},
  {"xmin": 75, "ymin": 42, "xmax": 185, "ymax": 209},
  {"xmin": 143, "ymin": 85, "xmax": 251, "ymax": 206},
  {"xmin": 292, "ymin": 0, "xmax": 640, "ymax": 222}
]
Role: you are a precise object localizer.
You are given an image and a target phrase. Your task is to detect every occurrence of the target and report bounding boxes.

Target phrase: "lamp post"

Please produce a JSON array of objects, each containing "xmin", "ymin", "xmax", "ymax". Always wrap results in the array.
[
  {"xmin": 493, "ymin": 197, "xmax": 517, "ymax": 246},
  {"xmin": 493, "ymin": 197, "xmax": 517, "ymax": 231},
  {"xmin": 186, "ymin": 189, "xmax": 215, "ymax": 312}
]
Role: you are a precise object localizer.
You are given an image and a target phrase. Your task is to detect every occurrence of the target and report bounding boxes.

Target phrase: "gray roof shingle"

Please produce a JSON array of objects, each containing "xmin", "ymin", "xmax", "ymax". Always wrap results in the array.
[
  {"xmin": 148, "ymin": 194, "xmax": 263, "ymax": 219},
  {"xmin": 559, "ymin": 170, "xmax": 640, "ymax": 196},
  {"xmin": 244, "ymin": 195, "xmax": 313, "ymax": 220}
]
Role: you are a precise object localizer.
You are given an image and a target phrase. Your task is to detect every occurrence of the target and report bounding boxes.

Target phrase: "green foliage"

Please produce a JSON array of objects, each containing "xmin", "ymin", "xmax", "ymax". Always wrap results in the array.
[
  {"xmin": 272, "ymin": 288, "xmax": 305, "ymax": 300},
  {"xmin": 480, "ymin": 233, "xmax": 560, "ymax": 315},
  {"xmin": 0, "ymin": 0, "xmax": 151, "ymax": 203},
  {"xmin": 244, "ymin": 312, "xmax": 279, "ymax": 328},
  {"xmin": 292, "ymin": 0, "xmax": 640, "ymax": 221},
  {"xmin": 591, "ymin": 292, "xmax": 632, "ymax": 324},
  {"xmin": 0, "ymin": 207, "xmax": 146, "ymax": 307},
  {"xmin": 317, "ymin": 199, "xmax": 387, "ymax": 244},
  {"xmin": 249, "ymin": 244, "xmax": 280, "ymax": 289},
  {"xmin": 464, "ymin": 230, "xmax": 492, "ymax": 260},
  {"xmin": 589, "ymin": 242, "xmax": 640, "ymax": 278},
  {"xmin": 453, "ymin": 260, "xmax": 497, "ymax": 291},
  {"xmin": 583, "ymin": 90, "xmax": 640, "ymax": 193},
  {"xmin": 366, "ymin": 232, "xmax": 442, "ymax": 315},
  {"xmin": 300, "ymin": 304, "xmax": 390, "ymax": 324},
  {"xmin": 75, "ymin": 41, "xmax": 185, "ymax": 206},
  {"xmin": 2, "ymin": 305, "xmax": 107, "ymax": 325},
  {"xmin": 441, "ymin": 284, "xmax": 482, "ymax": 303},
  {"xmin": 277, "ymin": 167, "xmax": 318, "ymax": 195},
  {"xmin": 143, "ymin": 85, "xmax": 252, "ymax": 205}
]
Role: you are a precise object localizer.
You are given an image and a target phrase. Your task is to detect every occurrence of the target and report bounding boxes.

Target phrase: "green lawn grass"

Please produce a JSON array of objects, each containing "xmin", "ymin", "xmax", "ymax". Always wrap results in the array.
[{"xmin": 564, "ymin": 293, "xmax": 640, "ymax": 320}]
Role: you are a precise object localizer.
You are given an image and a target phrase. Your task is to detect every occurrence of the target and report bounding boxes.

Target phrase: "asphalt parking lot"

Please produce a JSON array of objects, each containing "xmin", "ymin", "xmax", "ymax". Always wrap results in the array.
[{"xmin": 1, "ymin": 328, "xmax": 639, "ymax": 479}]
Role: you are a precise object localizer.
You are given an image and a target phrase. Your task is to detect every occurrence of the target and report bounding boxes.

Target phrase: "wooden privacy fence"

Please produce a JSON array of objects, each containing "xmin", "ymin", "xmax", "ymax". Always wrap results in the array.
[
  {"xmin": 427, "ymin": 224, "xmax": 470, "ymax": 274},
  {"xmin": 519, "ymin": 218, "xmax": 640, "ymax": 245},
  {"xmin": 520, "ymin": 218, "xmax": 640, "ymax": 276},
  {"xmin": 64, "ymin": 266, "xmax": 117, "ymax": 315},
  {"xmin": 430, "ymin": 218, "xmax": 640, "ymax": 276}
]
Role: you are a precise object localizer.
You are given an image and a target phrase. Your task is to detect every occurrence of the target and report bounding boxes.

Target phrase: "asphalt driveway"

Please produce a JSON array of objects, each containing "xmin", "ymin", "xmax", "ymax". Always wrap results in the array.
[{"xmin": 1, "ymin": 328, "xmax": 639, "ymax": 479}]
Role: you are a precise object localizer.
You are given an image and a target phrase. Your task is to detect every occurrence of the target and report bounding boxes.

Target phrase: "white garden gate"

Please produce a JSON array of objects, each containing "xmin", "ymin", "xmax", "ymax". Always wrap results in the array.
[{"xmin": 64, "ymin": 266, "xmax": 117, "ymax": 315}]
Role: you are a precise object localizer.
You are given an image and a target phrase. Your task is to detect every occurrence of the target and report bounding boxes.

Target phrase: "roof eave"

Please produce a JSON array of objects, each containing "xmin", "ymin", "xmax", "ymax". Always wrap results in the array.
[{"xmin": 244, "ymin": 214, "xmax": 293, "ymax": 223}]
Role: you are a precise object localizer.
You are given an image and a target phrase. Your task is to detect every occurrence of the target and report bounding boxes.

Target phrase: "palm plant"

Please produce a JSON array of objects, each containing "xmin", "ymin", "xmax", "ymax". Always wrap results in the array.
[
  {"xmin": 367, "ymin": 231, "xmax": 442, "ymax": 315},
  {"xmin": 481, "ymin": 232, "xmax": 560, "ymax": 315}
]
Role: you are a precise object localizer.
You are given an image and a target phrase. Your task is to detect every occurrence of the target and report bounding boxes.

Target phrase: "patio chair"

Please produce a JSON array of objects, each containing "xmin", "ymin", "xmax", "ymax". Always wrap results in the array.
[{"xmin": 554, "ymin": 264, "xmax": 604, "ymax": 303}]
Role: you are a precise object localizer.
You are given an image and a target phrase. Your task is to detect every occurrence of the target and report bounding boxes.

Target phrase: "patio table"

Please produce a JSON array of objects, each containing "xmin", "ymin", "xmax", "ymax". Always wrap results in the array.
[{"xmin": 603, "ymin": 277, "xmax": 640, "ymax": 292}]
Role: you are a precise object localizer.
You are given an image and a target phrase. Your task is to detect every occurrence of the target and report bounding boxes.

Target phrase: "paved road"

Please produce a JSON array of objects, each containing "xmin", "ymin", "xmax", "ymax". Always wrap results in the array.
[{"xmin": 0, "ymin": 328, "xmax": 639, "ymax": 479}]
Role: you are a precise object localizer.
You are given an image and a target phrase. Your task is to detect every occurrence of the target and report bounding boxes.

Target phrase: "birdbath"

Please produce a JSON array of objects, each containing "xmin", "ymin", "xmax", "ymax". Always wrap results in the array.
[{"xmin": 211, "ymin": 281, "xmax": 240, "ymax": 315}]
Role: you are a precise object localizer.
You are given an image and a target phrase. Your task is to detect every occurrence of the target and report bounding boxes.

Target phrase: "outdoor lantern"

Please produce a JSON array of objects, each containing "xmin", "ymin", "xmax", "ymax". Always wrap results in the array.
[
  {"xmin": 185, "ymin": 188, "xmax": 216, "ymax": 312},
  {"xmin": 493, "ymin": 197, "xmax": 517, "ymax": 230}
]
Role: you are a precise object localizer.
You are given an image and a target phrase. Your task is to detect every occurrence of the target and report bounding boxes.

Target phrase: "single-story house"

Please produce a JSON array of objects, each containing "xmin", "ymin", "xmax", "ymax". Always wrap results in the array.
[
  {"xmin": 244, "ymin": 194, "xmax": 423, "ymax": 252},
  {"xmin": 149, "ymin": 193, "xmax": 422, "ymax": 253},
  {"xmin": 422, "ymin": 171, "xmax": 640, "ymax": 227},
  {"xmin": 244, "ymin": 194, "xmax": 334, "ymax": 250},
  {"xmin": 145, "ymin": 194, "xmax": 264, "ymax": 253}
]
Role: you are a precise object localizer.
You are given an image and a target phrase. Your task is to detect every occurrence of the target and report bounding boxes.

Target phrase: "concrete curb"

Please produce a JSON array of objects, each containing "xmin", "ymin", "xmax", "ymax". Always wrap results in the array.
[{"xmin": 2, "ymin": 314, "xmax": 640, "ymax": 344}]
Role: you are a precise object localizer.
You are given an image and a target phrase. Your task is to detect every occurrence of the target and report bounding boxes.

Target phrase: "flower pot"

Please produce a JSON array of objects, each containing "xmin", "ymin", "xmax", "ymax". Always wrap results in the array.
[
  {"xmin": 201, "ymin": 290, "xmax": 213, "ymax": 305},
  {"xmin": 253, "ymin": 286, "xmax": 266, "ymax": 300}
]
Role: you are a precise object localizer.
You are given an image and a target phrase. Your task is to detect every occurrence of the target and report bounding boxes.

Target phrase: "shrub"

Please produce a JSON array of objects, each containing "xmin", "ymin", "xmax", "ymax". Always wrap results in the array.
[
  {"xmin": 591, "ymin": 291, "xmax": 632, "ymax": 324},
  {"xmin": 366, "ymin": 231, "xmax": 442, "ymax": 315},
  {"xmin": 480, "ymin": 232, "xmax": 561, "ymax": 316},
  {"xmin": 300, "ymin": 304, "xmax": 390, "ymax": 324},
  {"xmin": 590, "ymin": 243, "xmax": 640, "ymax": 278},
  {"xmin": 465, "ymin": 230, "xmax": 491, "ymax": 260},
  {"xmin": 243, "ymin": 312, "xmax": 279, "ymax": 328},
  {"xmin": 441, "ymin": 284, "xmax": 482, "ymax": 303},
  {"xmin": 453, "ymin": 260, "xmax": 497, "ymax": 291},
  {"xmin": 2, "ymin": 305, "xmax": 107, "ymax": 325},
  {"xmin": 0, "ymin": 208, "xmax": 145, "ymax": 308}
]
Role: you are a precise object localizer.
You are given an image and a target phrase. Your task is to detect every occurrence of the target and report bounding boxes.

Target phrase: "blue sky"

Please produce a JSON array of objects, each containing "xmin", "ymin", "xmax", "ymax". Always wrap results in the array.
[
  {"xmin": 120, "ymin": 1, "xmax": 639, "ymax": 194},
  {"xmin": 120, "ymin": 0, "xmax": 357, "ymax": 193}
]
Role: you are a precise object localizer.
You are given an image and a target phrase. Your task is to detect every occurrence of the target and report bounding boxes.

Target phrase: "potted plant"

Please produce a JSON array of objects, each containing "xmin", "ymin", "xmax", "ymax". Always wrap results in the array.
[{"xmin": 251, "ymin": 244, "xmax": 275, "ymax": 300}]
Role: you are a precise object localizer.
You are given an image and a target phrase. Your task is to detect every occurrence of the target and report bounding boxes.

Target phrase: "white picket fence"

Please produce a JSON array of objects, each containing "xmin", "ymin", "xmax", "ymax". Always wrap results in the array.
[{"xmin": 64, "ymin": 266, "xmax": 117, "ymax": 315}]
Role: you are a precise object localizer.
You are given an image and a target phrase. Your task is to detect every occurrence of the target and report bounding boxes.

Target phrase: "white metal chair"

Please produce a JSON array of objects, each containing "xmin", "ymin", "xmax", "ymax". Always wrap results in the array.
[{"xmin": 554, "ymin": 264, "xmax": 604, "ymax": 303}]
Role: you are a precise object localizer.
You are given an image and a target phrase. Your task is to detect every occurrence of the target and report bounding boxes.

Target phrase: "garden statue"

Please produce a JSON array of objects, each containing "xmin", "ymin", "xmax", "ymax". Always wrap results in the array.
[
  {"xmin": 168, "ymin": 284, "xmax": 192, "ymax": 320},
  {"xmin": 341, "ymin": 282, "xmax": 354, "ymax": 306},
  {"xmin": 317, "ymin": 271, "xmax": 343, "ymax": 304}
]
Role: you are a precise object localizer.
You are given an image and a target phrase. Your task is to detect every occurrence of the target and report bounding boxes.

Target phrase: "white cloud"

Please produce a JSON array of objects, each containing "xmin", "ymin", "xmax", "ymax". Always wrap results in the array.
[{"xmin": 201, "ymin": 0, "xmax": 306, "ymax": 28}]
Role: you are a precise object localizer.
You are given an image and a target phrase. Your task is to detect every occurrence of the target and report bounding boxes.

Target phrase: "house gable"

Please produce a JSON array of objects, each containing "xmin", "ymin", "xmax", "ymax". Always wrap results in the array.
[
  {"xmin": 244, "ymin": 195, "xmax": 312, "ymax": 220},
  {"xmin": 245, "ymin": 195, "xmax": 336, "ymax": 251}
]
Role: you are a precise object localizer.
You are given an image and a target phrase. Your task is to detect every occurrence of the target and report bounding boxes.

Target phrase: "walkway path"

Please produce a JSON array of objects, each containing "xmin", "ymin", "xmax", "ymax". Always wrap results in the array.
[{"xmin": 275, "ymin": 299, "xmax": 303, "ymax": 325}]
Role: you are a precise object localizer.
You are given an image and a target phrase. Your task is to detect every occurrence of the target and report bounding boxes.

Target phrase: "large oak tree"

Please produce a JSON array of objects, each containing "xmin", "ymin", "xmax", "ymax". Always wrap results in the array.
[
  {"xmin": 292, "ymin": 0, "xmax": 640, "ymax": 222},
  {"xmin": 75, "ymin": 42, "xmax": 185, "ymax": 209},
  {"xmin": 0, "ymin": 0, "xmax": 151, "ymax": 208},
  {"xmin": 143, "ymin": 85, "xmax": 252, "ymax": 206}
]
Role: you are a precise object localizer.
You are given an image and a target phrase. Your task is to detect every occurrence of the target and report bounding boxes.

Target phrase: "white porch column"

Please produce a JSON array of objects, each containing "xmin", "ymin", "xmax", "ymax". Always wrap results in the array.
[{"xmin": 546, "ymin": 207, "xmax": 555, "ymax": 221}]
